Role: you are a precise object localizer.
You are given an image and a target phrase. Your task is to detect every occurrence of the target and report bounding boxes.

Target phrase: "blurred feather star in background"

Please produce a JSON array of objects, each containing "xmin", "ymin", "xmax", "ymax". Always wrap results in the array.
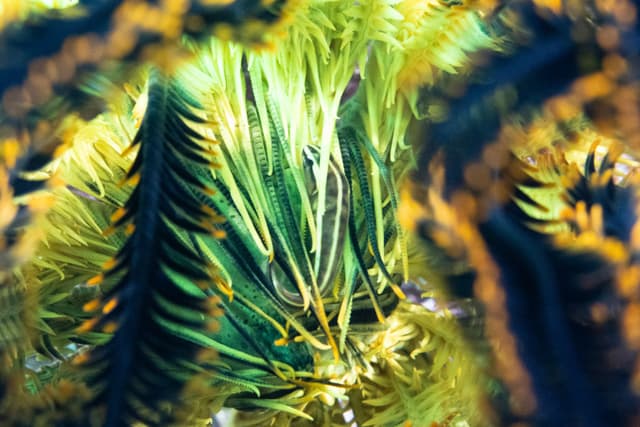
[{"xmin": 0, "ymin": 0, "xmax": 640, "ymax": 426}]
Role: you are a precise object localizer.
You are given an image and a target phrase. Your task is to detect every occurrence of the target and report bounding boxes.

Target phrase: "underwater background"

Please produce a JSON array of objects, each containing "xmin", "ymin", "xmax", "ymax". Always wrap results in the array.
[{"xmin": 1, "ymin": 0, "xmax": 640, "ymax": 426}]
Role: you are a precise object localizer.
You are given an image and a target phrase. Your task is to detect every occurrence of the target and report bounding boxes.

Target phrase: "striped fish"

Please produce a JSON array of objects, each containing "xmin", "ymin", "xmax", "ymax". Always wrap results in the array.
[{"xmin": 271, "ymin": 145, "xmax": 350, "ymax": 306}]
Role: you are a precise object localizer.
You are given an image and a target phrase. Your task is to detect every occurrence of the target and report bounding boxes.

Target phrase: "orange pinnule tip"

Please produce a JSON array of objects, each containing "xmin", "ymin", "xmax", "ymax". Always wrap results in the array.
[
  {"xmin": 209, "ymin": 306, "xmax": 224, "ymax": 317},
  {"xmin": 102, "ymin": 258, "xmax": 117, "ymax": 270},
  {"xmin": 102, "ymin": 321, "xmax": 118, "ymax": 334},
  {"xmin": 212, "ymin": 229, "xmax": 227, "ymax": 239},
  {"xmin": 102, "ymin": 226, "xmax": 117, "ymax": 237},
  {"xmin": 77, "ymin": 318, "xmax": 98, "ymax": 333},
  {"xmin": 120, "ymin": 143, "xmax": 137, "ymax": 158},
  {"xmin": 72, "ymin": 352, "xmax": 90, "ymax": 365},
  {"xmin": 82, "ymin": 299, "xmax": 101, "ymax": 312},
  {"xmin": 125, "ymin": 223, "xmax": 136, "ymax": 236},
  {"xmin": 196, "ymin": 348, "xmax": 217, "ymax": 362},
  {"xmin": 102, "ymin": 298, "xmax": 118, "ymax": 314},
  {"xmin": 274, "ymin": 337, "xmax": 289, "ymax": 346},
  {"xmin": 206, "ymin": 295, "xmax": 222, "ymax": 306},
  {"xmin": 127, "ymin": 173, "xmax": 141, "ymax": 187},
  {"xmin": 117, "ymin": 172, "xmax": 140, "ymax": 187},
  {"xmin": 200, "ymin": 204, "xmax": 218, "ymax": 218},
  {"xmin": 206, "ymin": 320, "xmax": 220, "ymax": 332},
  {"xmin": 110, "ymin": 207, "xmax": 127, "ymax": 222},
  {"xmin": 559, "ymin": 207, "xmax": 575, "ymax": 221},
  {"xmin": 86, "ymin": 274, "xmax": 104, "ymax": 286}
]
